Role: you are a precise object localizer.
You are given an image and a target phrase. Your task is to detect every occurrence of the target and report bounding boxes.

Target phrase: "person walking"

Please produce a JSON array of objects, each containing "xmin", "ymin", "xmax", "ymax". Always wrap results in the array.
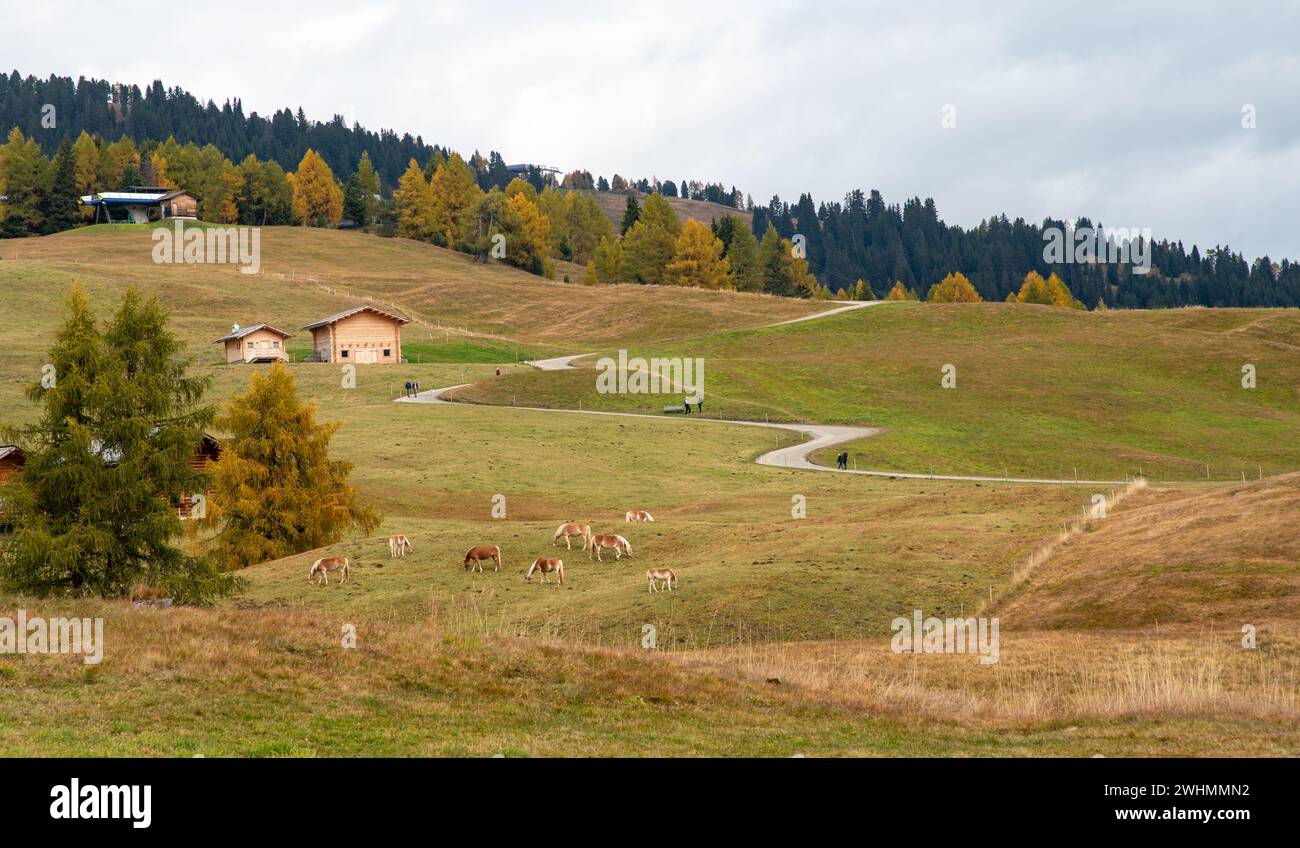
[
  {"xmin": 696, "ymin": 396, "xmax": 704, "ymax": 415},
  {"xmin": 683, "ymin": 395, "xmax": 692, "ymax": 415},
  {"xmin": 837, "ymin": 451, "xmax": 848, "ymax": 470}
]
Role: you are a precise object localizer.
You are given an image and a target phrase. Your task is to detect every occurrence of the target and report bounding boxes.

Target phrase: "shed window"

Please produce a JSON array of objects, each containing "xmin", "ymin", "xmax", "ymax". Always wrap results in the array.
[
  {"xmin": 273, "ymin": 341, "xmax": 280, "ymax": 349},
  {"xmin": 247, "ymin": 341, "xmax": 254, "ymax": 348},
  {"xmin": 341, "ymin": 350, "xmax": 349, "ymax": 358},
  {"xmin": 383, "ymin": 349, "xmax": 391, "ymax": 357}
]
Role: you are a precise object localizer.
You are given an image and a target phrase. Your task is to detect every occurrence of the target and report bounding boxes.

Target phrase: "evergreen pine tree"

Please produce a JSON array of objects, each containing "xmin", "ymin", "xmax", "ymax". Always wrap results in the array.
[
  {"xmin": 1, "ymin": 286, "xmax": 234, "ymax": 601},
  {"xmin": 620, "ymin": 195, "xmax": 640, "ymax": 235}
]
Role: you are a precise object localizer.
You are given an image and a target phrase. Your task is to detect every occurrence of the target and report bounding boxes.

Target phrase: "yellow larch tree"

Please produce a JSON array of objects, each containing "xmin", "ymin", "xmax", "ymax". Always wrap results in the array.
[
  {"xmin": 664, "ymin": 218, "xmax": 733, "ymax": 289},
  {"xmin": 291, "ymin": 149, "xmax": 343, "ymax": 227}
]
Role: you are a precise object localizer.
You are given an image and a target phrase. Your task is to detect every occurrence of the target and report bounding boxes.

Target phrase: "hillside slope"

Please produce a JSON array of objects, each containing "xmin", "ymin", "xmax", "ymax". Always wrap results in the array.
[
  {"xmin": 452, "ymin": 301, "xmax": 1300, "ymax": 482},
  {"xmin": 0, "ymin": 225, "xmax": 822, "ymax": 414},
  {"xmin": 997, "ymin": 472, "xmax": 1300, "ymax": 629},
  {"xmin": 592, "ymin": 191, "xmax": 752, "ymax": 229}
]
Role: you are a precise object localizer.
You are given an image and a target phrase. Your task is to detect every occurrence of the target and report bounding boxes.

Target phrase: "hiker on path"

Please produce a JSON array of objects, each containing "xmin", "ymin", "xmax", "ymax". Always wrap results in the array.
[{"xmin": 683, "ymin": 396, "xmax": 692, "ymax": 415}]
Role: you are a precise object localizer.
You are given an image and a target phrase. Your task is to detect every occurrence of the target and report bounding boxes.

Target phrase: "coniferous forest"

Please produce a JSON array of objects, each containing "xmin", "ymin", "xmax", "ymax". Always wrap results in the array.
[{"xmin": 3, "ymin": 70, "xmax": 1298, "ymax": 309}]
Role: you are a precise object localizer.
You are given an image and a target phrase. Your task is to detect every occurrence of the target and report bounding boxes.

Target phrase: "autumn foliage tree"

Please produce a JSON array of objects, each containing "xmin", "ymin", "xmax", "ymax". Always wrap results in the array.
[
  {"xmin": 203, "ymin": 363, "xmax": 380, "ymax": 570},
  {"xmin": 394, "ymin": 158, "xmax": 436, "ymax": 241},
  {"xmin": 429, "ymin": 152, "xmax": 482, "ymax": 247},
  {"xmin": 926, "ymin": 272, "xmax": 983, "ymax": 302},
  {"xmin": 664, "ymin": 218, "xmax": 732, "ymax": 289},
  {"xmin": 291, "ymin": 148, "xmax": 343, "ymax": 227},
  {"xmin": 1009, "ymin": 270, "xmax": 1085, "ymax": 308},
  {"xmin": 590, "ymin": 235, "xmax": 623, "ymax": 284},
  {"xmin": 885, "ymin": 280, "xmax": 919, "ymax": 300},
  {"xmin": 851, "ymin": 279, "xmax": 876, "ymax": 300},
  {"xmin": 504, "ymin": 190, "xmax": 552, "ymax": 276}
]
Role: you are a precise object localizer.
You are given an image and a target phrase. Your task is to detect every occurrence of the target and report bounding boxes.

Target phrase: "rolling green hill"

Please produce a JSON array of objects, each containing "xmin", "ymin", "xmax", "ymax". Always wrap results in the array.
[
  {"xmin": 453, "ymin": 301, "xmax": 1300, "ymax": 482},
  {"xmin": 1, "ymin": 227, "xmax": 1297, "ymax": 756}
]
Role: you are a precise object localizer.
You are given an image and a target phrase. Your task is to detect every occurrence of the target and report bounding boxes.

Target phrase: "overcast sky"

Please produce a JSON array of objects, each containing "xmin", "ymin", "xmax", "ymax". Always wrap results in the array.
[{"xmin": 5, "ymin": 0, "xmax": 1298, "ymax": 258}]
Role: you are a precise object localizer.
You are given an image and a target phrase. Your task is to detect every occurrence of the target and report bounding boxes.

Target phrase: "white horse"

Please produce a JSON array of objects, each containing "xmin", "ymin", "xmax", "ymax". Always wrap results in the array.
[
  {"xmin": 388, "ymin": 534, "xmax": 413, "ymax": 558},
  {"xmin": 552, "ymin": 522, "xmax": 592, "ymax": 550},
  {"xmin": 646, "ymin": 568, "xmax": 677, "ymax": 592},
  {"xmin": 309, "ymin": 556, "xmax": 350, "ymax": 586},
  {"xmin": 624, "ymin": 510, "xmax": 655, "ymax": 523},
  {"xmin": 589, "ymin": 534, "xmax": 632, "ymax": 562},
  {"xmin": 526, "ymin": 557, "xmax": 565, "ymax": 585}
]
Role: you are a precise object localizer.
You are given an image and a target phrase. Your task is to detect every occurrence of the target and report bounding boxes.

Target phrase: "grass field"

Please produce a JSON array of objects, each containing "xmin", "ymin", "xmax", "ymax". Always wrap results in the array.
[
  {"xmin": 1, "ymin": 227, "xmax": 1296, "ymax": 756},
  {"xmin": 453, "ymin": 301, "xmax": 1300, "ymax": 482}
]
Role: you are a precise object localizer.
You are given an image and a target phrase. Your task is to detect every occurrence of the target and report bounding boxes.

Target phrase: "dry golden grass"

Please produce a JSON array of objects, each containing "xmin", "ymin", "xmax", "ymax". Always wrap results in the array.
[
  {"xmin": 591, "ymin": 191, "xmax": 752, "ymax": 230},
  {"xmin": 979, "ymin": 478, "xmax": 1148, "ymax": 616},
  {"xmin": 0, "ymin": 226, "xmax": 818, "ymax": 350},
  {"xmin": 997, "ymin": 472, "xmax": 1300, "ymax": 629},
  {"xmin": 674, "ymin": 623, "xmax": 1300, "ymax": 735},
  {"xmin": 3, "ymin": 596, "xmax": 1294, "ymax": 756}
]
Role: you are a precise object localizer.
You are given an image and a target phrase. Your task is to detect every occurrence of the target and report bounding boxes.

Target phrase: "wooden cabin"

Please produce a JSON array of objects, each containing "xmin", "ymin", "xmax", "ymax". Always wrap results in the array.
[
  {"xmin": 214, "ymin": 323, "xmax": 293, "ymax": 364},
  {"xmin": 0, "ymin": 439, "xmax": 216, "ymax": 519},
  {"xmin": 0, "ymin": 444, "xmax": 25, "ymax": 486},
  {"xmin": 176, "ymin": 434, "xmax": 222, "ymax": 519},
  {"xmin": 302, "ymin": 305, "xmax": 409, "ymax": 364},
  {"xmin": 79, "ymin": 186, "xmax": 199, "ymax": 224}
]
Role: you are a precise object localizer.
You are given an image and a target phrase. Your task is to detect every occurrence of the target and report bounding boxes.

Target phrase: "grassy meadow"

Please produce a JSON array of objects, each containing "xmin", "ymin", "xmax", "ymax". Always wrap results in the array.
[
  {"xmin": 0, "ymin": 227, "xmax": 1296, "ymax": 756},
  {"xmin": 454, "ymin": 301, "xmax": 1300, "ymax": 482}
]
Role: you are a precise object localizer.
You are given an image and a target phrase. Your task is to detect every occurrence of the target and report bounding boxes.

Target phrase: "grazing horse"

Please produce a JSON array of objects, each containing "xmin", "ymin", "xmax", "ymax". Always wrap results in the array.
[
  {"xmin": 464, "ymin": 545, "xmax": 501, "ymax": 572},
  {"xmin": 388, "ymin": 534, "xmax": 413, "ymax": 558},
  {"xmin": 589, "ymin": 534, "xmax": 632, "ymax": 562},
  {"xmin": 624, "ymin": 510, "xmax": 655, "ymax": 523},
  {"xmin": 526, "ymin": 557, "xmax": 565, "ymax": 585},
  {"xmin": 308, "ymin": 556, "xmax": 350, "ymax": 586},
  {"xmin": 646, "ymin": 568, "xmax": 677, "ymax": 592},
  {"xmin": 552, "ymin": 522, "xmax": 592, "ymax": 551}
]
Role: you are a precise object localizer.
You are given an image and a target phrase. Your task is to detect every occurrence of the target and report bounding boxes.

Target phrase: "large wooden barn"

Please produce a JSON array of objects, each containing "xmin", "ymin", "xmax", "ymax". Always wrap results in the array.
[
  {"xmin": 303, "ymin": 305, "xmax": 409, "ymax": 364},
  {"xmin": 213, "ymin": 323, "xmax": 294, "ymax": 364}
]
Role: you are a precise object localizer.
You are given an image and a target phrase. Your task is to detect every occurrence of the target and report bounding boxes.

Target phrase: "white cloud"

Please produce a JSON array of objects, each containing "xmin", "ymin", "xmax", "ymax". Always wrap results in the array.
[{"xmin": 1, "ymin": 0, "xmax": 1296, "ymax": 257}]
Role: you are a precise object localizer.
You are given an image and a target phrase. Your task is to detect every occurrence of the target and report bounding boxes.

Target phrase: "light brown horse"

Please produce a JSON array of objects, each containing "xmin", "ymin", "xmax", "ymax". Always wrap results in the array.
[
  {"xmin": 589, "ymin": 534, "xmax": 632, "ymax": 562},
  {"xmin": 624, "ymin": 510, "xmax": 655, "ymax": 523},
  {"xmin": 552, "ymin": 522, "xmax": 592, "ymax": 551},
  {"xmin": 308, "ymin": 556, "xmax": 350, "ymax": 586},
  {"xmin": 526, "ymin": 557, "xmax": 565, "ymax": 585},
  {"xmin": 646, "ymin": 567, "xmax": 677, "ymax": 592},
  {"xmin": 388, "ymin": 534, "xmax": 413, "ymax": 558},
  {"xmin": 464, "ymin": 545, "xmax": 501, "ymax": 572}
]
